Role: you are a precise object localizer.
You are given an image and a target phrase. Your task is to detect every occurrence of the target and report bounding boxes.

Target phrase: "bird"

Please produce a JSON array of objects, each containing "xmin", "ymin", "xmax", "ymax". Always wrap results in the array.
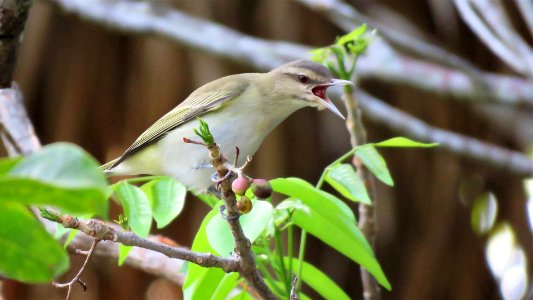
[{"xmin": 102, "ymin": 60, "xmax": 353, "ymax": 192}]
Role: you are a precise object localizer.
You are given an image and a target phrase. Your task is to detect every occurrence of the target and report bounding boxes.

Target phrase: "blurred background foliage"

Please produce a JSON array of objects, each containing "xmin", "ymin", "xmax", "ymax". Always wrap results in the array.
[{"xmin": 2, "ymin": 0, "xmax": 532, "ymax": 299}]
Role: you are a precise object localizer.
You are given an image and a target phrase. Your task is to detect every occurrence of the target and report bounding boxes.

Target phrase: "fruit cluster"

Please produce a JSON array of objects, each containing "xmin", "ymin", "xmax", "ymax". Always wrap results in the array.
[{"xmin": 231, "ymin": 177, "xmax": 272, "ymax": 214}]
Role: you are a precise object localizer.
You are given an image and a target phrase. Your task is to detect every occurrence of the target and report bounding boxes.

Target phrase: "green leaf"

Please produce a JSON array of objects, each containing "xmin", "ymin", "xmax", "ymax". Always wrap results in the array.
[
  {"xmin": 271, "ymin": 178, "xmax": 391, "ymax": 290},
  {"xmin": 229, "ymin": 290, "xmax": 254, "ymax": 300},
  {"xmin": 210, "ymin": 273, "xmax": 239, "ymax": 300},
  {"xmin": 374, "ymin": 137, "xmax": 438, "ymax": 148},
  {"xmin": 207, "ymin": 200, "xmax": 273, "ymax": 257},
  {"xmin": 195, "ymin": 193, "xmax": 219, "ymax": 208},
  {"xmin": 183, "ymin": 205, "xmax": 225, "ymax": 300},
  {"xmin": 194, "ymin": 118, "xmax": 214, "ymax": 145},
  {"xmin": 1, "ymin": 143, "xmax": 109, "ymax": 216},
  {"xmin": 336, "ymin": 24, "xmax": 368, "ymax": 47},
  {"xmin": 114, "ymin": 182, "xmax": 152, "ymax": 237},
  {"xmin": 325, "ymin": 164, "xmax": 371, "ymax": 204},
  {"xmin": 284, "ymin": 257, "xmax": 350, "ymax": 300},
  {"xmin": 310, "ymin": 47, "xmax": 329, "ymax": 64},
  {"xmin": 141, "ymin": 177, "xmax": 186, "ymax": 228},
  {"xmin": 63, "ymin": 229, "xmax": 78, "ymax": 249},
  {"xmin": 10, "ymin": 143, "xmax": 108, "ymax": 189},
  {"xmin": 356, "ymin": 144, "xmax": 394, "ymax": 186},
  {"xmin": 54, "ymin": 223, "xmax": 70, "ymax": 240},
  {"xmin": 0, "ymin": 202, "xmax": 69, "ymax": 283},
  {"xmin": 0, "ymin": 179, "xmax": 109, "ymax": 216},
  {"xmin": 271, "ymin": 178, "xmax": 356, "ymax": 226},
  {"xmin": 0, "ymin": 156, "xmax": 21, "ymax": 174},
  {"xmin": 276, "ymin": 198, "xmax": 310, "ymax": 214},
  {"xmin": 118, "ymin": 244, "xmax": 133, "ymax": 266},
  {"xmin": 293, "ymin": 207, "xmax": 390, "ymax": 290}
]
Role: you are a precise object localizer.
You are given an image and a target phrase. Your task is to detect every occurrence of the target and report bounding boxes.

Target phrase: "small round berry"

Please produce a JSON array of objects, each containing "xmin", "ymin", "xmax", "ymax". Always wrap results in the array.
[
  {"xmin": 251, "ymin": 179, "xmax": 273, "ymax": 199},
  {"xmin": 231, "ymin": 177, "xmax": 250, "ymax": 196},
  {"xmin": 236, "ymin": 196, "xmax": 253, "ymax": 214}
]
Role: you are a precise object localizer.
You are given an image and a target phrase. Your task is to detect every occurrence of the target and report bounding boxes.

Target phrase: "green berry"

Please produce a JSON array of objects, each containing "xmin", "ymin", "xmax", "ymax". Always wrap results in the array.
[{"xmin": 236, "ymin": 196, "xmax": 253, "ymax": 214}]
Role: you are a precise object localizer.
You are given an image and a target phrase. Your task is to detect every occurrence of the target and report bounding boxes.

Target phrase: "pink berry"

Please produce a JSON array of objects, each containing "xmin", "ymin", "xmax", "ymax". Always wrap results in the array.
[{"xmin": 231, "ymin": 177, "xmax": 250, "ymax": 196}]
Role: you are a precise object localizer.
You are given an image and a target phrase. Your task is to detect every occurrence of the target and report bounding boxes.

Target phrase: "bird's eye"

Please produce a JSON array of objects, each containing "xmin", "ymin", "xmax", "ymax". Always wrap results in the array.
[{"xmin": 298, "ymin": 74, "xmax": 309, "ymax": 83}]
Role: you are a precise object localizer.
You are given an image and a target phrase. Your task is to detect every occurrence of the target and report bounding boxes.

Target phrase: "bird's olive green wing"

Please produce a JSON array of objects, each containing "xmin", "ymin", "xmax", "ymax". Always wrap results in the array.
[{"xmin": 108, "ymin": 77, "xmax": 250, "ymax": 169}]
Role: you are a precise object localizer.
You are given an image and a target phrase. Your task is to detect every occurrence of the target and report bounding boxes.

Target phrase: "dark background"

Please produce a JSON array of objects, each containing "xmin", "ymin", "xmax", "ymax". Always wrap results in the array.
[{"xmin": 2, "ymin": 0, "xmax": 532, "ymax": 299}]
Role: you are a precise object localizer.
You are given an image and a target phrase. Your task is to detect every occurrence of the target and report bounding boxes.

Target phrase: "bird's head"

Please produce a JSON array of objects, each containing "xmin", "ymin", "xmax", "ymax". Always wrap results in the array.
[{"xmin": 270, "ymin": 60, "xmax": 353, "ymax": 119}]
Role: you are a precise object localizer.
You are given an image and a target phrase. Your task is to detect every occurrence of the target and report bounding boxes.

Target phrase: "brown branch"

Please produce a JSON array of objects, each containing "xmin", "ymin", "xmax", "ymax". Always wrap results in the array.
[
  {"xmin": 35, "ymin": 212, "xmax": 189, "ymax": 286},
  {"xmin": 42, "ymin": 0, "xmax": 533, "ymax": 107},
  {"xmin": 42, "ymin": 212, "xmax": 240, "ymax": 273},
  {"xmin": 52, "ymin": 240, "xmax": 99, "ymax": 300}
]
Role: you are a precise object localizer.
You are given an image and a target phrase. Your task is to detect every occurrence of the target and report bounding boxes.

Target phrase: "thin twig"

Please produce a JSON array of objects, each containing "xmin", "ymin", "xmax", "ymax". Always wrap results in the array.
[
  {"xmin": 53, "ymin": 240, "xmax": 99, "ymax": 300},
  {"xmin": 342, "ymin": 86, "xmax": 381, "ymax": 299}
]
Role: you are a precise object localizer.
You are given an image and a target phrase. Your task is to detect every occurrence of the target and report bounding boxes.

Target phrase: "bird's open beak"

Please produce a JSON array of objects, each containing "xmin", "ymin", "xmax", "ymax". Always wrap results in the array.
[{"xmin": 312, "ymin": 79, "xmax": 354, "ymax": 120}]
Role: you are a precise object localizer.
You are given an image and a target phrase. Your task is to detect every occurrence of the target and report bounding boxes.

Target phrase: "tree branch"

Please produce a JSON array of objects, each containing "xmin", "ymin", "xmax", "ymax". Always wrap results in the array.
[
  {"xmin": 63, "ymin": 227, "xmax": 188, "ymax": 286},
  {"xmin": 42, "ymin": 0, "xmax": 533, "ymax": 107},
  {"xmin": 42, "ymin": 211, "xmax": 240, "ymax": 272}
]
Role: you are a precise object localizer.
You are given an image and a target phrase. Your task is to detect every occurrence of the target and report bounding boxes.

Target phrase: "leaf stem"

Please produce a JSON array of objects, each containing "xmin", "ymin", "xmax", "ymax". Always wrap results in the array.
[
  {"xmin": 274, "ymin": 228, "xmax": 290, "ymax": 295},
  {"xmin": 288, "ymin": 223, "xmax": 294, "ymax": 279}
]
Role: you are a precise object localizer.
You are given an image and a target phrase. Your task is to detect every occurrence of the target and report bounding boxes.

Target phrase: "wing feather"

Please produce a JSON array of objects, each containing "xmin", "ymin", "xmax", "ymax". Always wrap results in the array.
[{"xmin": 108, "ymin": 76, "xmax": 250, "ymax": 169}]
